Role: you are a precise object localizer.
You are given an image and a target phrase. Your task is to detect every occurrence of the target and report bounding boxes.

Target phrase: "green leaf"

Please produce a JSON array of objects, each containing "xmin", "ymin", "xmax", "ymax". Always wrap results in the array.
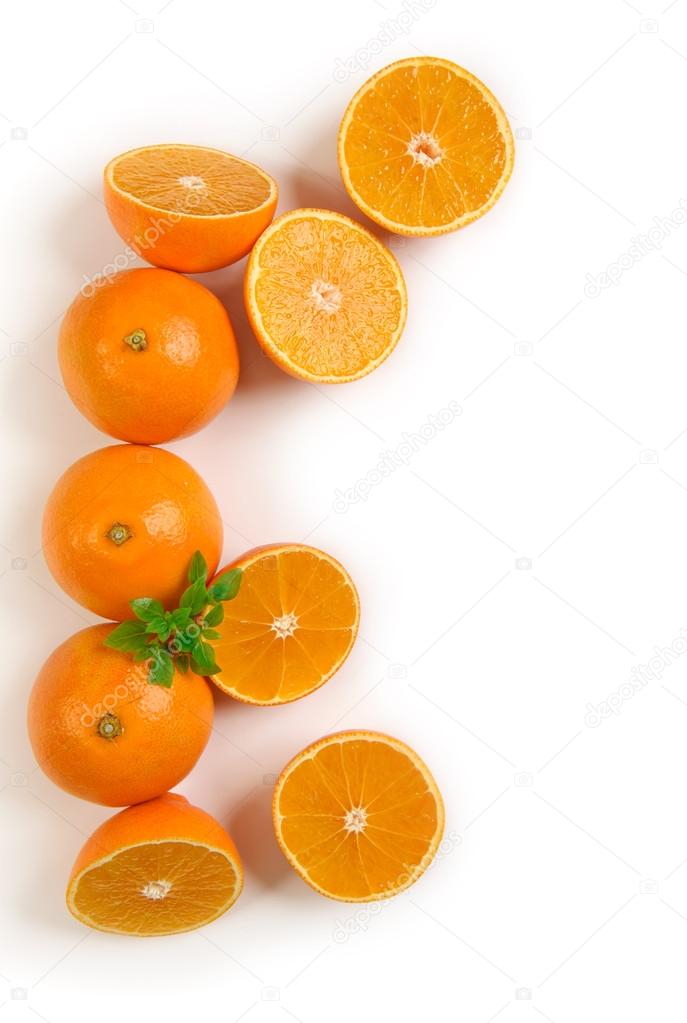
[
  {"xmin": 204, "ymin": 603, "xmax": 224, "ymax": 627},
  {"xmin": 180, "ymin": 576, "xmax": 208, "ymax": 615},
  {"xmin": 103, "ymin": 551, "xmax": 234, "ymax": 689},
  {"xmin": 133, "ymin": 643, "xmax": 155, "ymax": 663},
  {"xmin": 104, "ymin": 620, "xmax": 148, "ymax": 653},
  {"xmin": 188, "ymin": 550, "xmax": 208, "ymax": 584},
  {"xmin": 144, "ymin": 615, "xmax": 168, "ymax": 635},
  {"xmin": 170, "ymin": 607, "xmax": 192, "ymax": 629},
  {"xmin": 175, "ymin": 631, "xmax": 197, "ymax": 653},
  {"xmin": 148, "ymin": 649, "xmax": 174, "ymax": 687},
  {"xmin": 130, "ymin": 597, "xmax": 165, "ymax": 622},
  {"xmin": 208, "ymin": 569, "xmax": 242, "ymax": 603},
  {"xmin": 190, "ymin": 639, "xmax": 220, "ymax": 676},
  {"xmin": 190, "ymin": 656, "xmax": 221, "ymax": 677}
]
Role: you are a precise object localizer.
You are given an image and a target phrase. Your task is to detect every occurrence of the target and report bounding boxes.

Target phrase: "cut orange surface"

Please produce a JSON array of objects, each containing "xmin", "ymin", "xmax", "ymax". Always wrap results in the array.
[
  {"xmin": 273, "ymin": 731, "xmax": 445, "ymax": 902},
  {"xmin": 244, "ymin": 208, "xmax": 407, "ymax": 383},
  {"xmin": 67, "ymin": 794, "xmax": 243, "ymax": 935},
  {"xmin": 338, "ymin": 56, "xmax": 514, "ymax": 236},
  {"xmin": 104, "ymin": 144, "xmax": 278, "ymax": 273},
  {"xmin": 210, "ymin": 544, "xmax": 359, "ymax": 705}
]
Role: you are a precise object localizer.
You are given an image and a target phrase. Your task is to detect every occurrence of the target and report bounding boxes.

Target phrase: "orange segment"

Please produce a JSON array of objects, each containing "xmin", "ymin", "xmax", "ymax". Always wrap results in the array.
[
  {"xmin": 244, "ymin": 208, "xmax": 407, "ymax": 383},
  {"xmin": 338, "ymin": 57, "xmax": 514, "ymax": 236},
  {"xmin": 111, "ymin": 146, "xmax": 272, "ymax": 216},
  {"xmin": 273, "ymin": 731, "xmax": 445, "ymax": 902},
  {"xmin": 210, "ymin": 544, "xmax": 359, "ymax": 705},
  {"xmin": 67, "ymin": 794, "xmax": 243, "ymax": 935},
  {"xmin": 104, "ymin": 144, "xmax": 278, "ymax": 273}
]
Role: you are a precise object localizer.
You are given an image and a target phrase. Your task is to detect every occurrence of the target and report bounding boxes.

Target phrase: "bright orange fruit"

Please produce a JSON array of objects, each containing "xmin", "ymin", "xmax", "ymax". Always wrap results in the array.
[
  {"xmin": 273, "ymin": 731, "xmax": 445, "ymax": 902},
  {"xmin": 28, "ymin": 626, "xmax": 214, "ymax": 806},
  {"xmin": 244, "ymin": 208, "xmax": 407, "ymax": 382},
  {"xmin": 338, "ymin": 56, "xmax": 514, "ymax": 236},
  {"xmin": 104, "ymin": 144, "xmax": 278, "ymax": 273},
  {"xmin": 210, "ymin": 544, "xmax": 359, "ymax": 704},
  {"xmin": 67, "ymin": 793, "xmax": 243, "ymax": 934},
  {"xmin": 42, "ymin": 444, "xmax": 223, "ymax": 621},
  {"xmin": 59, "ymin": 268, "xmax": 239, "ymax": 444}
]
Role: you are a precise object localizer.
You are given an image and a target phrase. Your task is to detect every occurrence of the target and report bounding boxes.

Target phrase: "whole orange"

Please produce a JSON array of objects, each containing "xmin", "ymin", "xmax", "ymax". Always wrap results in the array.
[
  {"xmin": 28, "ymin": 625, "xmax": 214, "ymax": 806},
  {"xmin": 59, "ymin": 268, "xmax": 239, "ymax": 444},
  {"xmin": 42, "ymin": 444, "xmax": 223, "ymax": 621}
]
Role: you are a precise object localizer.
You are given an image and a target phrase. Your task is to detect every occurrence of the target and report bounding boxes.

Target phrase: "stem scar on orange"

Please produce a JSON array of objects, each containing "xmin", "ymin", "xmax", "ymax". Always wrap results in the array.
[
  {"xmin": 244, "ymin": 208, "xmax": 407, "ymax": 383},
  {"xmin": 28, "ymin": 626, "xmax": 214, "ymax": 807},
  {"xmin": 104, "ymin": 143, "xmax": 278, "ymax": 273},
  {"xmin": 273, "ymin": 731, "xmax": 445, "ymax": 902},
  {"xmin": 209, "ymin": 544, "xmax": 360, "ymax": 705},
  {"xmin": 338, "ymin": 56, "xmax": 514, "ymax": 236},
  {"xmin": 59, "ymin": 268, "xmax": 239, "ymax": 445},
  {"xmin": 42, "ymin": 444, "xmax": 223, "ymax": 621},
  {"xmin": 67, "ymin": 793, "xmax": 243, "ymax": 935}
]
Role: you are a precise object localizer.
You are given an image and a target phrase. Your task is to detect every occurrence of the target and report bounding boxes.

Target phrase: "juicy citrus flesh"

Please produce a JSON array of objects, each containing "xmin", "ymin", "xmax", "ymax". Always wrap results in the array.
[
  {"xmin": 108, "ymin": 144, "xmax": 274, "ymax": 217},
  {"xmin": 274, "ymin": 731, "xmax": 445, "ymax": 902},
  {"xmin": 245, "ymin": 209, "xmax": 407, "ymax": 382},
  {"xmin": 338, "ymin": 57, "xmax": 514, "ymax": 236},
  {"xmin": 69, "ymin": 839, "xmax": 240, "ymax": 936},
  {"xmin": 211, "ymin": 545, "xmax": 359, "ymax": 705}
]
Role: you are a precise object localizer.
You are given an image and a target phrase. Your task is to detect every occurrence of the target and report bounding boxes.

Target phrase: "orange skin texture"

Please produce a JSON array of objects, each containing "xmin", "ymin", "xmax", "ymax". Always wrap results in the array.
[
  {"xmin": 59, "ymin": 268, "xmax": 239, "ymax": 444},
  {"xmin": 66, "ymin": 789, "xmax": 243, "ymax": 879},
  {"xmin": 104, "ymin": 166, "xmax": 278, "ymax": 274},
  {"xmin": 42, "ymin": 444, "xmax": 223, "ymax": 621},
  {"xmin": 28, "ymin": 626, "xmax": 214, "ymax": 807},
  {"xmin": 67, "ymin": 792, "xmax": 242, "ymax": 885},
  {"xmin": 64, "ymin": 789, "xmax": 241, "ymax": 937}
]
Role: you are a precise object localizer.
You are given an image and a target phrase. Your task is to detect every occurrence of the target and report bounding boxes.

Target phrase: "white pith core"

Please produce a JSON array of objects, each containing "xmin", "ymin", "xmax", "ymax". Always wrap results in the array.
[
  {"xmin": 310, "ymin": 279, "xmax": 342, "ymax": 313},
  {"xmin": 271, "ymin": 612, "xmax": 298, "ymax": 639},
  {"xmin": 141, "ymin": 879, "xmax": 172, "ymax": 900},
  {"xmin": 178, "ymin": 175, "xmax": 207, "ymax": 190},
  {"xmin": 344, "ymin": 807, "xmax": 368, "ymax": 834},
  {"xmin": 408, "ymin": 132, "xmax": 443, "ymax": 167}
]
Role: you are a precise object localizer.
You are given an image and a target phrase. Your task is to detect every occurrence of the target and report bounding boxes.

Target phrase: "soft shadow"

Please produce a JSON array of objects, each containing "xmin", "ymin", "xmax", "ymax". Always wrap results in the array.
[
  {"xmin": 55, "ymin": 189, "xmax": 131, "ymax": 285},
  {"xmin": 207, "ymin": 260, "xmax": 296, "ymax": 399},
  {"xmin": 11, "ymin": 784, "xmax": 99, "ymax": 934},
  {"xmin": 280, "ymin": 139, "xmax": 356, "ymax": 219},
  {"xmin": 226, "ymin": 783, "xmax": 291, "ymax": 891},
  {"xmin": 277, "ymin": 129, "xmax": 411, "ymax": 270}
]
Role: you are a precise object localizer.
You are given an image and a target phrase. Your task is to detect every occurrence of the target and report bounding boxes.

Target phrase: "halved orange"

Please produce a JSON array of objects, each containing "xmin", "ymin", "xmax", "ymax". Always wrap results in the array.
[
  {"xmin": 338, "ymin": 56, "xmax": 514, "ymax": 236},
  {"xmin": 244, "ymin": 208, "xmax": 407, "ymax": 383},
  {"xmin": 104, "ymin": 144, "xmax": 278, "ymax": 273},
  {"xmin": 210, "ymin": 544, "xmax": 359, "ymax": 705},
  {"xmin": 273, "ymin": 731, "xmax": 445, "ymax": 902},
  {"xmin": 67, "ymin": 794, "xmax": 243, "ymax": 935}
]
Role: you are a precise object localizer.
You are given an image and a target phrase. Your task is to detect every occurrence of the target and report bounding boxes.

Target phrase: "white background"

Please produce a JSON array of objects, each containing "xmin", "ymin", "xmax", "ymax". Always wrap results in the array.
[{"xmin": 2, "ymin": 0, "xmax": 687, "ymax": 1019}]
